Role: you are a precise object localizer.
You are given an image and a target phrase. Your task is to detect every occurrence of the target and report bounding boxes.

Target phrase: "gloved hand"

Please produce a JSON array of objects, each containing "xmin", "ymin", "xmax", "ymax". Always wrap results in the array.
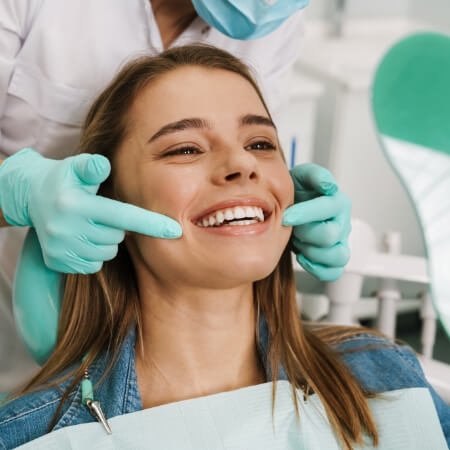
[
  {"xmin": 282, "ymin": 163, "xmax": 351, "ymax": 281},
  {"xmin": 0, "ymin": 148, "xmax": 182, "ymax": 273}
]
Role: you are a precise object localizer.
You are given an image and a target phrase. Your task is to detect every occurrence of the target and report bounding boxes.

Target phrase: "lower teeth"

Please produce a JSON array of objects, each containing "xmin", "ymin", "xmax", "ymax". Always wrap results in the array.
[
  {"xmin": 196, "ymin": 218, "xmax": 262, "ymax": 227},
  {"xmin": 228, "ymin": 219, "xmax": 258, "ymax": 226}
]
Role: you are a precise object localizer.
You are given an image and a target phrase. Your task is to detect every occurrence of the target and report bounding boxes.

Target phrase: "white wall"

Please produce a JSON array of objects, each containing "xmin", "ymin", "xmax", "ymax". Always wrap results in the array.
[
  {"xmin": 305, "ymin": 0, "xmax": 450, "ymax": 32},
  {"xmin": 344, "ymin": 0, "xmax": 410, "ymax": 18},
  {"xmin": 409, "ymin": 0, "xmax": 450, "ymax": 32},
  {"xmin": 305, "ymin": 0, "xmax": 410, "ymax": 22}
]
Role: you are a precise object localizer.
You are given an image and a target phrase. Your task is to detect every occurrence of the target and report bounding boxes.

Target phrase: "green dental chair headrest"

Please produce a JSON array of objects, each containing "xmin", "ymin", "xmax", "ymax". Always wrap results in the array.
[{"xmin": 372, "ymin": 32, "xmax": 450, "ymax": 339}]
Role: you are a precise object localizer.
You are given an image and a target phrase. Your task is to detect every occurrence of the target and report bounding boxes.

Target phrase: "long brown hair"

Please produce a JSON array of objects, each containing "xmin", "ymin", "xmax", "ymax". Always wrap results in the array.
[{"xmin": 14, "ymin": 45, "xmax": 384, "ymax": 449}]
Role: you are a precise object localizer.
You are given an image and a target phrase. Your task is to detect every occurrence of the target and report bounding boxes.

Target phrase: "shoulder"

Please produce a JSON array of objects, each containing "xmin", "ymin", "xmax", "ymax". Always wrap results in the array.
[
  {"xmin": 333, "ymin": 333, "xmax": 427, "ymax": 392},
  {"xmin": 0, "ymin": 356, "xmax": 99, "ymax": 449},
  {"xmin": 333, "ymin": 333, "xmax": 450, "ymax": 445},
  {"xmin": 0, "ymin": 381, "xmax": 78, "ymax": 449},
  {"xmin": 0, "ymin": 330, "xmax": 138, "ymax": 449}
]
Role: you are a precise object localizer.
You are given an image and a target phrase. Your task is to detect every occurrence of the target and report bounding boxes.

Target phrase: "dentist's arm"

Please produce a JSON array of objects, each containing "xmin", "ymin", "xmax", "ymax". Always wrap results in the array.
[
  {"xmin": 283, "ymin": 163, "xmax": 352, "ymax": 282},
  {"xmin": 0, "ymin": 148, "xmax": 182, "ymax": 274}
]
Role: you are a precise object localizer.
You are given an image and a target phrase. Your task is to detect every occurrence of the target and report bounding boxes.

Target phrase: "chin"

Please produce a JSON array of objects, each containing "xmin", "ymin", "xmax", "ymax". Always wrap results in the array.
[
  {"xmin": 205, "ymin": 237, "xmax": 290, "ymax": 284},
  {"xmin": 211, "ymin": 255, "xmax": 280, "ymax": 284}
]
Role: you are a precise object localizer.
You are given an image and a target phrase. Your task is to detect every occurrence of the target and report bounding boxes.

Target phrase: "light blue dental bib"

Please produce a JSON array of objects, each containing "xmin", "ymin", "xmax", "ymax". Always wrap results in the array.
[{"xmin": 16, "ymin": 382, "xmax": 447, "ymax": 450}]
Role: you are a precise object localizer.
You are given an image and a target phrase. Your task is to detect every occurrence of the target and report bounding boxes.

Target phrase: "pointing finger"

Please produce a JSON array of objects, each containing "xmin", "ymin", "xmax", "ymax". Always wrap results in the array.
[{"xmin": 86, "ymin": 196, "xmax": 182, "ymax": 238}]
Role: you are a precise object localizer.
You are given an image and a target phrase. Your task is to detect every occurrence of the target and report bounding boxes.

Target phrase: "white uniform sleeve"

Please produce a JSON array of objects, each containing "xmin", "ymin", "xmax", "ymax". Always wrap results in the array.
[
  {"xmin": 261, "ymin": 11, "xmax": 304, "ymax": 120},
  {"xmin": 0, "ymin": 0, "xmax": 42, "ymax": 154}
]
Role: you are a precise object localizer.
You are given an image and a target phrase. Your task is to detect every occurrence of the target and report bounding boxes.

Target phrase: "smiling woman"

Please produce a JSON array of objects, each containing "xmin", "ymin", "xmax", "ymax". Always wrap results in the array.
[{"xmin": 0, "ymin": 45, "xmax": 448, "ymax": 450}]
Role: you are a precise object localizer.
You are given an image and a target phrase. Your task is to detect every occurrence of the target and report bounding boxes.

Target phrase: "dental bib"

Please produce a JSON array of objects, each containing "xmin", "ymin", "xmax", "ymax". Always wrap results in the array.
[{"xmin": 16, "ymin": 381, "xmax": 447, "ymax": 449}]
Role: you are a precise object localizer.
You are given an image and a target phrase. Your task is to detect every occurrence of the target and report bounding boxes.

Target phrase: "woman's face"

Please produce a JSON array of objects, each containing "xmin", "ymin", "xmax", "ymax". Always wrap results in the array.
[{"xmin": 114, "ymin": 66, "xmax": 293, "ymax": 289}]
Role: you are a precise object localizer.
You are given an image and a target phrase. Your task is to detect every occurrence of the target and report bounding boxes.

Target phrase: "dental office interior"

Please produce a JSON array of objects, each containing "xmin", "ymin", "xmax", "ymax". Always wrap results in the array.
[
  {"xmin": 0, "ymin": 0, "xmax": 449, "ymax": 447},
  {"xmin": 1, "ymin": 0, "xmax": 449, "ymax": 413},
  {"xmin": 277, "ymin": 0, "xmax": 450, "ymax": 402}
]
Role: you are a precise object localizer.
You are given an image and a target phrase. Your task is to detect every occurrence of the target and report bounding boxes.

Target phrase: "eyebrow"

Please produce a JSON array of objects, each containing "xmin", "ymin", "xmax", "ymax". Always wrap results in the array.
[
  {"xmin": 239, "ymin": 114, "xmax": 276, "ymax": 130},
  {"xmin": 148, "ymin": 118, "xmax": 211, "ymax": 143},
  {"xmin": 147, "ymin": 114, "xmax": 276, "ymax": 143}
]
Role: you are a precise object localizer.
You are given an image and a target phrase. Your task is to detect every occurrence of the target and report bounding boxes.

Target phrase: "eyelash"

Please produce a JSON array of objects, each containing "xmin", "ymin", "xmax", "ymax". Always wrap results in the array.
[
  {"xmin": 163, "ymin": 146, "xmax": 200, "ymax": 157},
  {"xmin": 246, "ymin": 140, "xmax": 277, "ymax": 151},
  {"xmin": 162, "ymin": 140, "xmax": 276, "ymax": 157}
]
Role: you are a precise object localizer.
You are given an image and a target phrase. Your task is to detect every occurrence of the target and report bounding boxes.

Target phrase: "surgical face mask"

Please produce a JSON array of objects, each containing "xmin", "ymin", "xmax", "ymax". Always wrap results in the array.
[{"xmin": 192, "ymin": 0, "xmax": 310, "ymax": 40}]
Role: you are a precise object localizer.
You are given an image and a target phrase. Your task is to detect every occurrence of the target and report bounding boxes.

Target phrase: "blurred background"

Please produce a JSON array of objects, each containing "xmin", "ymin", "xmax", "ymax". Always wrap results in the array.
[{"xmin": 275, "ymin": 0, "xmax": 450, "ymax": 376}]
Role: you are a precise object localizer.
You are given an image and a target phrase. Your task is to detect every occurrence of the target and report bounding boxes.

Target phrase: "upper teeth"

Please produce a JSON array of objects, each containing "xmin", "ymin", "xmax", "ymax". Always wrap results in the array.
[{"xmin": 196, "ymin": 206, "xmax": 265, "ymax": 227}]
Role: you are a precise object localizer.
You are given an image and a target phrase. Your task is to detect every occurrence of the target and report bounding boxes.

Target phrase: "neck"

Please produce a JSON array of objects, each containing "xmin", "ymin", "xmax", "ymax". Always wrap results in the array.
[
  {"xmin": 151, "ymin": 0, "xmax": 197, "ymax": 49},
  {"xmin": 135, "ymin": 280, "xmax": 266, "ymax": 409}
]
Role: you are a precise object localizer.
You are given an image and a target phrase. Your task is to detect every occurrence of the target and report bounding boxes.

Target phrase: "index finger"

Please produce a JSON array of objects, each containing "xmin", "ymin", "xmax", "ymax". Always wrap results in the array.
[{"xmin": 86, "ymin": 196, "xmax": 182, "ymax": 238}]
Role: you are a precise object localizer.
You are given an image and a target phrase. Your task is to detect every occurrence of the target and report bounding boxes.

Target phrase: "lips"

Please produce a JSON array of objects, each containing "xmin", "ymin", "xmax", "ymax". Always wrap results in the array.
[{"xmin": 192, "ymin": 198, "xmax": 272, "ymax": 224}]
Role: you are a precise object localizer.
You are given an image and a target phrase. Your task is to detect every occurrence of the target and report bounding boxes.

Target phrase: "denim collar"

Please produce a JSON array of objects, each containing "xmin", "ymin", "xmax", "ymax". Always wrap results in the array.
[{"xmin": 53, "ymin": 314, "xmax": 286, "ymax": 430}]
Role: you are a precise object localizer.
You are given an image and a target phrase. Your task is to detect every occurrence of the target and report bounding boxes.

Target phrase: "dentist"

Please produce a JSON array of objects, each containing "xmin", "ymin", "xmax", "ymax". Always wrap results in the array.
[{"xmin": 0, "ymin": 0, "xmax": 351, "ymax": 390}]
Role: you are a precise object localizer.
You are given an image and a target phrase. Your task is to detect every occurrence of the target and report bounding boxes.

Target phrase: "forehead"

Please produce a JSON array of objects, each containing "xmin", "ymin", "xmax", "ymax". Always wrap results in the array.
[{"xmin": 129, "ymin": 66, "xmax": 269, "ymax": 130}]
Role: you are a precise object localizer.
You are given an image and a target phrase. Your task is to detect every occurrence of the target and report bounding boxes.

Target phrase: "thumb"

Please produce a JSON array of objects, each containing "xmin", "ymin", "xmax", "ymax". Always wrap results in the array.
[
  {"xmin": 72, "ymin": 154, "xmax": 111, "ymax": 185},
  {"xmin": 291, "ymin": 163, "xmax": 338, "ymax": 196}
]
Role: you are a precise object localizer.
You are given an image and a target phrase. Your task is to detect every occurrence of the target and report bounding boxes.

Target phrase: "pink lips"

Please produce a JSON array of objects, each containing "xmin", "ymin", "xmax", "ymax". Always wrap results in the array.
[{"xmin": 192, "ymin": 197, "xmax": 272, "ymax": 224}]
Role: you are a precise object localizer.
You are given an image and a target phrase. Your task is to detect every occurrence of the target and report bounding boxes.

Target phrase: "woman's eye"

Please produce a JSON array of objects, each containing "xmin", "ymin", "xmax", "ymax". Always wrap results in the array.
[
  {"xmin": 246, "ymin": 140, "xmax": 276, "ymax": 151},
  {"xmin": 163, "ymin": 146, "xmax": 201, "ymax": 157}
]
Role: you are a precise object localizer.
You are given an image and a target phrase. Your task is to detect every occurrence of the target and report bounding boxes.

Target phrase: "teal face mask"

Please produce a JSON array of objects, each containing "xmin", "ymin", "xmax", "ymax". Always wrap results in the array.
[{"xmin": 192, "ymin": 0, "xmax": 310, "ymax": 40}]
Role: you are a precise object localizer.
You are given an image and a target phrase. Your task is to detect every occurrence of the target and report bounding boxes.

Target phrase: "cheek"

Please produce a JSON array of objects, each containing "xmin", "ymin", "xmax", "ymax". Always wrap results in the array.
[
  {"xmin": 281, "ymin": 171, "xmax": 294, "ymax": 208},
  {"xmin": 122, "ymin": 163, "xmax": 201, "ymax": 220},
  {"xmin": 269, "ymin": 161, "xmax": 294, "ymax": 248},
  {"xmin": 267, "ymin": 161, "xmax": 294, "ymax": 209},
  {"xmin": 128, "ymin": 233, "xmax": 180, "ymax": 273}
]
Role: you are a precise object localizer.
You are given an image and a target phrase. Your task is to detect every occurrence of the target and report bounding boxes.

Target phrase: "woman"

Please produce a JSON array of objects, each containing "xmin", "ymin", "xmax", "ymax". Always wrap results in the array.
[
  {"xmin": 0, "ymin": 0, "xmax": 351, "ymax": 388},
  {"xmin": 0, "ymin": 45, "xmax": 448, "ymax": 450}
]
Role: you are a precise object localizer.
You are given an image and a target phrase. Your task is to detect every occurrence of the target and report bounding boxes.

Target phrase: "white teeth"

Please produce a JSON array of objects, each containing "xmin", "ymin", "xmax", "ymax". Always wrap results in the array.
[
  {"xmin": 244, "ymin": 206, "xmax": 254, "ymax": 218},
  {"xmin": 216, "ymin": 210, "xmax": 225, "ymax": 224},
  {"xmin": 196, "ymin": 205, "xmax": 266, "ymax": 228},
  {"xmin": 224, "ymin": 209, "xmax": 234, "ymax": 221},
  {"xmin": 257, "ymin": 209, "xmax": 264, "ymax": 222},
  {"xmin": 234, "ymin": 206, "xmax": 246, "ymax": 219}
]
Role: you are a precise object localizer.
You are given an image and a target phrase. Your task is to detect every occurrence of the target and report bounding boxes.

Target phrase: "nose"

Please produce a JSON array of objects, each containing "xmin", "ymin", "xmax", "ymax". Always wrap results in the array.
[{"xmin": 212, "ymin": 147, "xmax": 259, "ymax": 185}]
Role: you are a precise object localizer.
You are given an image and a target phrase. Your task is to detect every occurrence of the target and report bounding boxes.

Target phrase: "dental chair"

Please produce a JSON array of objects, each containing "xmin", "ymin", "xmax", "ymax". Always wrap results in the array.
[
  {"xmin": 296, "ymin": 32, "xmax": 450, "ymax": 402},
  {"xmin": 372, "ymin": 31, "xmax": 450, "ymax": 402},
  {"xmin": 372, "ymin": 31, "xmax": 450, "ymax": 334}
]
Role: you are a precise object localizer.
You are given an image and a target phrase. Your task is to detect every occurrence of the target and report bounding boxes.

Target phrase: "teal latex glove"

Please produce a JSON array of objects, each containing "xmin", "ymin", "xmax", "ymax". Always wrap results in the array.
[
  {"xmin": 13, "ymin": 228, "xmax": 61, "ymax": 365},
  {"xmin": 282, "ymin": 163, "xmax": 351, "ymax": 281},
  {"xmin": 0, "ymin": 148, "xmax": 182, "ymax": 273}
]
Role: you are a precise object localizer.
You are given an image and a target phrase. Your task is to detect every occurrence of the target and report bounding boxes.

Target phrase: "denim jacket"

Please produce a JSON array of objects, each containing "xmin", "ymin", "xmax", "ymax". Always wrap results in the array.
[{"xmin": 1, "ymin": 319, "xmax": 449, "ymax": 449}]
